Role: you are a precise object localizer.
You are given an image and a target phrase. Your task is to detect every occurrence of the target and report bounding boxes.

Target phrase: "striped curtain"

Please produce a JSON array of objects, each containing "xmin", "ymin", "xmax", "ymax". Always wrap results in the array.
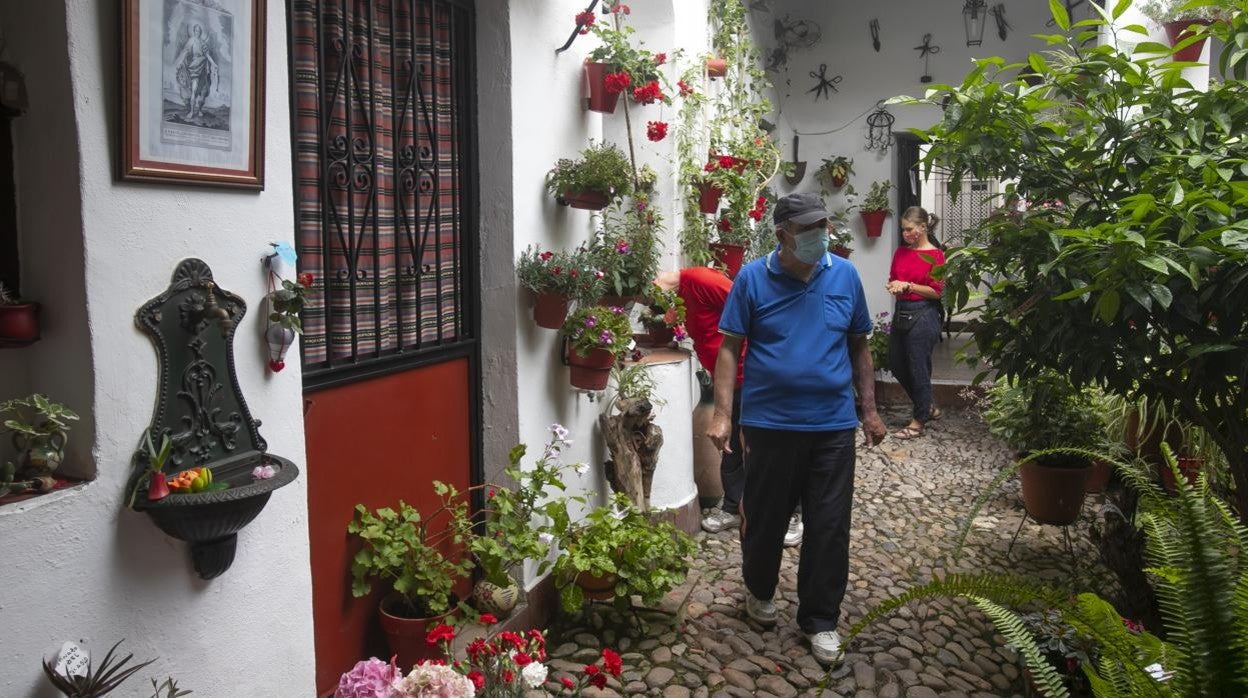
[{"xmin": 289, "ymin": 0, "xmax": 467, "ymax": 372}]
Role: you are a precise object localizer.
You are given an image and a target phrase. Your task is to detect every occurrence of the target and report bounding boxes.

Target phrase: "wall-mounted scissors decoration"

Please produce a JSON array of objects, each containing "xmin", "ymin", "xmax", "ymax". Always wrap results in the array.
[
  {"xmin": 869, "ymin": 18, "xmax": 881, "ymax": 52},
  {"xmin": 808, "ymin": 64, "xmax": 842, "ymax": 101},
  {"xmin": 914, "ymin": 33, "xmax": 941, "ymax": 83}
]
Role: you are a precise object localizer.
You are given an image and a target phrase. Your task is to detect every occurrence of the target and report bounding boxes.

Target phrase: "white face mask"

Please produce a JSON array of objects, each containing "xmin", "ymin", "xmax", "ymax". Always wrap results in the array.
[{"xmin": 792, "ymin": 228, "xmax": 828, "ymax": 265}]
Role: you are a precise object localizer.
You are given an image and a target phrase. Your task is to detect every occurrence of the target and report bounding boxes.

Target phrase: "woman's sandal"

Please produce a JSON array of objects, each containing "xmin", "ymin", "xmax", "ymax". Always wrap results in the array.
[
  {"xmin": 928, "ymin": 407, "xmax": 943, "ymax": 421},
  {"xmin": 893, "ymin": 426, "xmax": 924, "ymax": 440}
]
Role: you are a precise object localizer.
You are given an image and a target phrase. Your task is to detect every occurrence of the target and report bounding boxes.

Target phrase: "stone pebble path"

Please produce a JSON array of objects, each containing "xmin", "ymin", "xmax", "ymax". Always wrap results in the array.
[{"xmin": 537, "ymin": 407, "xmax": 1116, "ymax": 697}]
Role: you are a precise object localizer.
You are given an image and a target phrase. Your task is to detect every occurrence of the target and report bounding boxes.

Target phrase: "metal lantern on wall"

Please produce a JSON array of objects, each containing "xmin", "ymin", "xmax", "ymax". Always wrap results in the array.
[{"xmin": 964, "ymin": 0, "xmax": 988, "ymax": 47}]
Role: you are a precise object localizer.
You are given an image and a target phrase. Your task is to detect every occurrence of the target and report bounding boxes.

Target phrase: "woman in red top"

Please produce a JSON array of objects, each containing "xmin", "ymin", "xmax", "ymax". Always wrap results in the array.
[{"xmin": 886, "ymin": 207, "xmax": 946, "ymax": 439}]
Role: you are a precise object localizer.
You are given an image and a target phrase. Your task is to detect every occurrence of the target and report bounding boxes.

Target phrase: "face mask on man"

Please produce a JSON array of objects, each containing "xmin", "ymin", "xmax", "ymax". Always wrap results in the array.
[{"xmin": 791, "ymin": 227, "xmax": 828, "ymax": 265}]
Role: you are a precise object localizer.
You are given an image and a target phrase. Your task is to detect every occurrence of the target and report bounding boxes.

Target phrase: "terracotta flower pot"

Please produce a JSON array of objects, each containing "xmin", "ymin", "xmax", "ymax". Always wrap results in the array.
[
  {"xmin": 584, "ymin": 61, "xmax": 622, "ymax": 114},
  {"xmin": 644, "ymin": 323, "xmax": 675, "ymax": 347},
  {"xmin": 860, "ymin": 210, "xmax": 889, "ymax": 238},
  {"xmin": 1085, "ymin": 458, "xmax": 1113, "ymax": 494},
  {"xmin": 575, "ymin": 570, "xmax": 620, "ymax": 601},
  {"xmin": 561, "ymin": 189, "xmax": 611, "ymax": 211},
  {"xmin": 378, "ymin": 593, "xmax": 456, "ymax": 669},
  {"xmin": 706, "ymin": 57, "xmax": 728, "ymax": 78},
  {"xmin": 533, "ymin": 293, "xmax": 570, "ymax": 330},
  {"xmin": 831, "ymin": 174, "xmax": 847, "ymax": 188},
  {"xmin": 1163, "ymin": 19, "xmax": 1212, "ymax": 62},
  {"xmin": 697, "ymin": 183, "xmax": 723, "ymax": 214},
  {"xmin": 596, "ymin": 294, "xmax": 637, "ymax": 311},
  {"xmin": 0, "ymin": 302, "xmax": 40, "ymax": 344},
  {"xmin": 568, "ymin": 348, "xmax": 615, "ymax": 390},
  {"xmin": 709, "ymin": 242, "xmax": 747, "ymax": 279},
  {"xmin": 472, "ymin": 579, "xmax": 521, "ymax": 617},
  {"xmin": 830, "ymin": 245, "xmax": 852, "ymax": 259},
  {"xmin": 1020, "ymin": 459, "xmax": 1090, "ymax": 526},
  {"xmin": 1160, "ymin": 456, "xmax": 1203, "ymax": 493}
]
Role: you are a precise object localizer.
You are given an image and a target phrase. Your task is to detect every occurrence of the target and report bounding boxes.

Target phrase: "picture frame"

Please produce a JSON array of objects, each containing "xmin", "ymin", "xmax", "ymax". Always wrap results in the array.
[{"xmin": 121, "ymin": 0, "xmax": 266, "ymax": 189}]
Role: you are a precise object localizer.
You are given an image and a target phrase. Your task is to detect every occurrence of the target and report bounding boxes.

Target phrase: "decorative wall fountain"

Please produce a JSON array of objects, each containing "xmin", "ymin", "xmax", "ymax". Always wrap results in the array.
[{"xmin": 128, "ymin": 259, "xmax": 299, "ymax": 579}]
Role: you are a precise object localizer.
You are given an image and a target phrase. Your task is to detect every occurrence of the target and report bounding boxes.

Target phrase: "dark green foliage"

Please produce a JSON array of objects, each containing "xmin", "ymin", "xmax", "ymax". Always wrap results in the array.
[{"xmin": 42, "ymin": 640, "xmax": 156, "ymax": 698}]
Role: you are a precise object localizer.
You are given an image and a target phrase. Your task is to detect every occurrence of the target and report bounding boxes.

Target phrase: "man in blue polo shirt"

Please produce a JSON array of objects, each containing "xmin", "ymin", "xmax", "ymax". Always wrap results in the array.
[{"xmin": 707, "ymin": 192, "xmax": 887, "ymax": 666}]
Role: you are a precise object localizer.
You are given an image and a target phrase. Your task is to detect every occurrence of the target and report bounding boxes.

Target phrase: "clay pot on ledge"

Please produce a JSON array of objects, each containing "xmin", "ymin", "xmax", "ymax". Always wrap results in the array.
[
  {"xmin": 1162, "ymin": 19, "xmax": 1212, "ymax": 62},
  {"xmin": 643, "ymin": 323, "xmax": 675, "ymax": 347},
  {"xmin": 532, "ymin": 292, "xmax": 570, "ymax": 330},
  {"xmin": 0, "ymin": 301, "xmax": 40, "ymax": 346},
  {"xmin": 574, "ymin": 569, "xmax": 619, "ymax": 601},
  {"xmin": 378, "ymin": 593, "xmax": 457, "ymax": 669},
  {"xmin": 584, "ymin": 61, "xmax": 622, "ymax": 114}
]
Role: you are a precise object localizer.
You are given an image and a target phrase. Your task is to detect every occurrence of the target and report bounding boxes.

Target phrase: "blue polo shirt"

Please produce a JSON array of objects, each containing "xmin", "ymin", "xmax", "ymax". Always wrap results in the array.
[{"xmin": 719, "ymin": 249, "xmax": 871, "ymax": 431}]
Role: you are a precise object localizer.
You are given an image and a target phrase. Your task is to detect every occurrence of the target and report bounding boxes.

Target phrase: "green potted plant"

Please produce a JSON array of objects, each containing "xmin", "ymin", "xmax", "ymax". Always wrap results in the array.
[
  {"xmin": 581, "ymin": 3, "xmax": 671, "ymax": 114},
  {"xmin": 550, "ymin": 493, "xmax": 698, "ymax": 612},
  {"xmin": 545, "ymin": 141, "xmax": 634, "ymax": 210},
  {"xmin": 817, "ymin": 155, "xmax": 854, "ymax": 190},
  {"xmin": 42, "ymin": 640, "xmax": 157, "ymax": 698},
  {"xmin": 1, "ymin": 393, "xmax": 79, "ymax": 484},
  {"xmin": 437, "ymin": 426, "xmax": 581, "ymax": 618},
  {"xmin": 0, "ymin": 281, "xmax": 40, "ymax": 345},
  {"xmin": 868, "ymin": 312, "xmax": 891, "ymax": 371},
  {"xmin": 562, "ymin": 305, "xmax": 633, "ymax": 391},
  {"xmin": 828, "ymin": 215, "xmax": 854, "ymax": 258},
  {"xmin": 592, "ymin": 202, "xmax": 662, "ymax": 303},
  {"xmin": 858, "ymin": 180, "xmax": 892, "ymax": 238},
  {"xmin": 516, "ymin": 246, "xmax": 605, "ymax": 329},
  {"xmin": 980, "ymin": 372, "xmax": 1109, "ymax": 524},
  {"xmin": 1138, "ymin": 0, "xmax": 1229, "ymax": 61},
  {"xmin": 639, "ymin": 284, "xmax": 686, "ymax": 347},
  {"xmin": 347, "ymin": 500, "xmax": 473, "ymax": 667}
]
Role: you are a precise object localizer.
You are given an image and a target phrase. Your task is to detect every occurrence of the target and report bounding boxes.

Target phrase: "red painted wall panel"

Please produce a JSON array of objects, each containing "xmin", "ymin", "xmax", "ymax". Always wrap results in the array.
[{"xmin": 305, "ymin": 359, "xmax": 472, "ymax": 694}]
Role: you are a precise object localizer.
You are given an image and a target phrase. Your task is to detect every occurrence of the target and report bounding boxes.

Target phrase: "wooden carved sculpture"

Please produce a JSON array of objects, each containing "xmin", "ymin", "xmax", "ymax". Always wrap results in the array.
[{"xmin": 599, "ymin": 397, "xmax": 663, "ymax": 511}]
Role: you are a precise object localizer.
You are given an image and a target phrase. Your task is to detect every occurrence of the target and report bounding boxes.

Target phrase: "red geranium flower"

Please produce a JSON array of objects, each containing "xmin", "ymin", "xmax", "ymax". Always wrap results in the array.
[
  {"xmin": 703, "ymin": 162, "xmax": 717, "ymax": 172},
  {"xmin": 425, "ymin": 624, "xmax": 456, "ymax": 646},
  {"xmin": 561, "ymin": 677, "xmax": 575, "ymax": 689},
  {"xmin": 575, "ymin": 11, "xmax": 595, "ymax": 34},
  {"xmin": 646, "ymin": 120, "xmax": 668, "ymax": 142},
  {"xmin": 297, "ymin": 272, "xmax": 315, "ymax": 287},
  {"xmin": 654, "ymin": 52, "xmax": 667, "ymax": 65},
  {"xmin": 749, "ymin": 208, "xmax": 764, "ymax": 221},
  {"xmin": 718, "ymin": 155, "xmax": 736, "ymax": 170},
  {"xmin": 632, "ymin": 80, "xmax": 663, "ymax": 105},
  {"xmin": 602, "ymin": 648, "xmax": 623, "ymax": 677},
  {"xmin": 717, "ymin": 218, "xmax": 732, "ymax": 232},
  {"xmin": 610, "ymin": 2, "xmax": 631, "ymax": 14},
  {"xmin": 478, "ymin": 613, "xmax": 497, "ymax": 625},
  {"xmin": 678, "ymin": 79, "xmax": 694, "ymax": 97},
  {"xmin": 604, "ymin": 70, "xmax": 632, "ymax": 94},
  {"xmin": 467, "ymin": 671, "xmax": 485, "ymax": 690},
  {"xmin": 502, "ymin": 669, "xmax": 514, "ymax": 684}
]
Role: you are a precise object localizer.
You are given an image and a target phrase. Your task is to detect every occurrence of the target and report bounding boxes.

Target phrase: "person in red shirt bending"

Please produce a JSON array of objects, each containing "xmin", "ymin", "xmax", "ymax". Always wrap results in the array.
[
  {"xmin": 885, "ymin": 206, "xmax": 946, "ymax": 440},
  {"xmin": 653, "ymin": 268, "xmax": 805, "ymax": 546}
]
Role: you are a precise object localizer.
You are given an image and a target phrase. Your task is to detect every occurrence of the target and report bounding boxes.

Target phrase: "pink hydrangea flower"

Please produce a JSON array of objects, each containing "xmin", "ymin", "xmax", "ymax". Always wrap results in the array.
[{"xmin": 334, "ymin": 657, "xmax": 398, "ymax": 698}]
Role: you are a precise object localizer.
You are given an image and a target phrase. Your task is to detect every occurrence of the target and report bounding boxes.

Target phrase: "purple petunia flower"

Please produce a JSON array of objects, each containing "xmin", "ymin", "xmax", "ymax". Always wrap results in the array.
[
  {"xmin": 599, "ymin": 330, "xmax": 614, "ymax": 343},
  {"xmin": 585, "ymin": 315, "xmax": 597, "ymax": 327},
  {"xmin": 609, "ymin": 306, "xmax": 624, "ymax": 314}
]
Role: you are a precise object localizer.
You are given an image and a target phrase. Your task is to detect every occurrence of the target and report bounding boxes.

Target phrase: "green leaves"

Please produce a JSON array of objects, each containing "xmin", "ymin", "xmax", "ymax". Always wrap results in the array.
[{"xmin": 1049, "ymin": 0, "xmax": 1071, "ymax": 31}]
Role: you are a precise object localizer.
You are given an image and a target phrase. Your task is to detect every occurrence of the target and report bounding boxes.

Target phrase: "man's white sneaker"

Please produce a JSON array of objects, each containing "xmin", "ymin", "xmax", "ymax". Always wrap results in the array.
[
  {"xmin": 745, "ymin": 590, "xmax": 777, "ymax": 625},
  {"xmin": 784, "ymin": 513, "xmax": 804, "ymax": 547},
  {"xmin": 808, "ymin": 630, "xmax": 844, "ymax": 665},
  {"xmin": 701, "ymin": 509, "xmax": 740, "ymax": 533}
]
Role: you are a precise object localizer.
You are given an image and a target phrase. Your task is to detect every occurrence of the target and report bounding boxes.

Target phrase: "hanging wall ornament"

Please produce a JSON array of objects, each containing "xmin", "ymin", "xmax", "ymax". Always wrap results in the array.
[
  {"xmin": 869, "ymin": 19, "xmax": 881, "ymax": 52},
  {"xmin": 866, "ymin": 102, "xmax": 896, "ymax": 153},
  {"xmin": 991, "ymin": 4, "xmax": 1011, "ymax": 41},
  {"xmin": 963, "ymin": 0, "xmax": 988, "ymax": 47},
  {"xmin": 914, "ymin": 33, "xmax": 941, "ymax": 83},
  {"xmin": 807, "ymin": 64, "xmax": 842, "ymax": 101},
  {"xmin": 262, "ymin": 245, "xmax": 309, "ymax": 373}
]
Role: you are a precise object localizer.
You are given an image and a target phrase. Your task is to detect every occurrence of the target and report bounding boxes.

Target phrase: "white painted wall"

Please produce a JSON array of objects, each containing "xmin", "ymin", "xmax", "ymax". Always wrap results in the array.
[
  {"xmin": 0, "ymin": 1, "xmax": 316, "ymax": 695},
  {"xmin": 755, "ymin": 0, "xmax": 1066, "ymax": 317},
  {"xmin": 640, "ymin": 355, "xmax": 697, "ymax": 511}
]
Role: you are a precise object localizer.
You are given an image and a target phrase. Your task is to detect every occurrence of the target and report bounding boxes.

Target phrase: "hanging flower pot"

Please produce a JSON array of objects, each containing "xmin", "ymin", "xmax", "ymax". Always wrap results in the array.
[
  {"xmin": 265, "ymin": 323, "xmax": 296, "ymax": 372},
  {"xmin": 1019, "ymin": 459, "xmax": 1090, "ymax": 526},
  {"xmin": 697, "ymin": 183, "xmax": 723, "ymax": 214},
  {"xmin": 0, "ymin": 301, "xmax": 40, "ymax": 345},
  {"xmin": 533, "ymin": 292, "xmax": 570, "ymax": 330},
  {"xmin": 1162, "ymin": 19, "xmax": 1212, "ymax": 62},
  {"xmin": 831, "ymin": 245, "xmax": 852, "ymax": 259},
  {"xmin": 584, "ymin": 61, "xmax": 622, "ymax": 114},
  {"xmin": 561, "ymin": 189, "xmax": 611, "ymax": 211},
  {"xmin": 709, "ymin": 242, "xmax": 747, "ymax": 279},
  {"xmin": 860, "ymin": 209, "xmax": 890, "ymax": 238},
  {"xmin": 568, "ymin": 348, "xmax": 615, "ymax": 390},
  {"xmin": 706, "ymin": 57, "xmax": 728, "ymax": 79}
]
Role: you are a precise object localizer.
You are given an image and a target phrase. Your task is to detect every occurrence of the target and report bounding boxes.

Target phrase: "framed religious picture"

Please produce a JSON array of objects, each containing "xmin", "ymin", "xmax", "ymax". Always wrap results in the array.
[{"xmin": 121, "ymin": 0, "xmax": 266, "ymax": 188}]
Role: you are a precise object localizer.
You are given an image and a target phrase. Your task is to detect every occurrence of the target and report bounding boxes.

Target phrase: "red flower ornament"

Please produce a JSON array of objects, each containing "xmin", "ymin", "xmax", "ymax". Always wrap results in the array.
[{"xmin": 646, "ymin": 120, "xmax": 668, "ymax": 142}]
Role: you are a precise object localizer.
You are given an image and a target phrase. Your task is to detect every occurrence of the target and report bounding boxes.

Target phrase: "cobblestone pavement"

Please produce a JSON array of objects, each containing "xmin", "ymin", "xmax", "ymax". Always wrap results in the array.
[{"xmin": 541, "ymin": 407, "xmax": 1116, "ymax": 697}]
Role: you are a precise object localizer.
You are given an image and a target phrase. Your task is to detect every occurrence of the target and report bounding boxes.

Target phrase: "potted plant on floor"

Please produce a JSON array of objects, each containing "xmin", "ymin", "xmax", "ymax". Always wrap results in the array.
[
  {"xmin": 347, "ymin": 500, "xmax": 472, "ymax": 668},
  {"xmin": 545, "ymin": 141, "xmax": 633, "ymax": 211},
  {"xmin": 980, "ymin": 372, "xmax": 1110, "ymax": 525},
  {"xmin": 550, "ymin": 493, "xmax": 697, "ymax": 612},
  {"xmin": 516, "ymin": 246, "xmax": 605, "ymax": 330},
  {"xmin": 817, "ymin": 155, "xmax": 854, "ymax": 190},
  {"xmin": 638, "ymin": 284, "xmax": 686, "ymax": 347},
  {"xmin": 1138, "ymin": 0, "xmax": 1228, "ymax": 62},
  {"xmin": 1, "ymin": 393, "xmax": 78, "ymax": 490},
  {"xmin": 859, "ymin": 180, "xmax": 893, "ymax": 238},
  {"xmin": 0, "ymin": 282, "xmax": 40, "ymax": 346},
  {"xmin": 581, "ymin": 2, "xmax": 671, "ymax": 113},
  {"xmin": 562, "ymin": 305, "xmax": 633, "ymax": 391},
  {"xmin": 437, "ymin": 426, "xmax": 582, "ymax": 619},
  {"xmin": 868, "ymin": 312, "xmax": 891, "ymax": 373}
]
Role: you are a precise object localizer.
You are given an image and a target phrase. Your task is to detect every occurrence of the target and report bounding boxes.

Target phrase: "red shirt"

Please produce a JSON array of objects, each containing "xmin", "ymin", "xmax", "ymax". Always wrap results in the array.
[
  {"xmin": 889, "ymin": 247, "xmax": 946, "ymax": 300},
  {"xmin": 678, "ymin": 267, "xmax": 745, "ymax": 386}
]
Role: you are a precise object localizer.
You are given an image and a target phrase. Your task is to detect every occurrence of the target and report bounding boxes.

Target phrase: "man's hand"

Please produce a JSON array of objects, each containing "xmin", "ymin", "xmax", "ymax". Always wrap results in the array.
[
  {"xmin": 861, "ymin": 410, "xmax": 886, "ymax": 447},
  {"xmin": 707, "ymin": 412, "xmax": 733, "ymax": 454}
]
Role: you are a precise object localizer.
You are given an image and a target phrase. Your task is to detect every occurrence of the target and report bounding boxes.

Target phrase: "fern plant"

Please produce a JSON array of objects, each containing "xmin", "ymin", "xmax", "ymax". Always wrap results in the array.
[{"xmin": 842, "ymin": 446, "xmax": 1248, "ymax": 697}]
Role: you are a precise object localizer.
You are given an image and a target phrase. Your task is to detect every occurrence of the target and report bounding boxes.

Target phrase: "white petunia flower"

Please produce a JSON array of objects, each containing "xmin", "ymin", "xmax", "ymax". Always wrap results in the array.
[{"xmin": 573, "ymin": 461, "xmax": 589, "ymax": 476}]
